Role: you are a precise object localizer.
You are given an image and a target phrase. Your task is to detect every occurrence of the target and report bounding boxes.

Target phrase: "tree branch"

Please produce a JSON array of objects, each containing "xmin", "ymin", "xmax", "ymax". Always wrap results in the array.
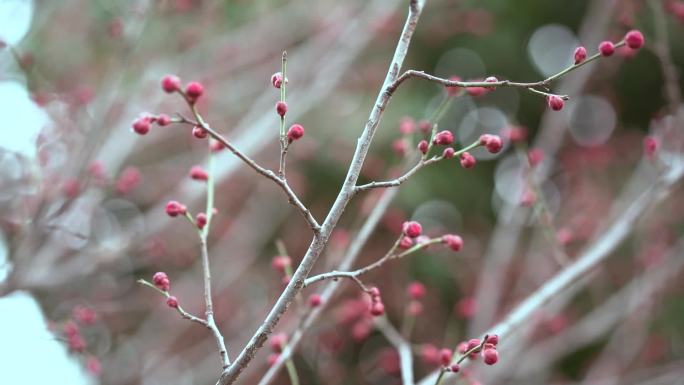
[{"xmin": 216, "ymin": 1, "xmax": 426, "ymax": 383}]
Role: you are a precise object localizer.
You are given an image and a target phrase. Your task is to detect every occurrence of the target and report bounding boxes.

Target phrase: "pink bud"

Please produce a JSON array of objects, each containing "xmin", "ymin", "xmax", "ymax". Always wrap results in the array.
[
  {"xmin": 599, "ymin": 41, "xmax": 615, "ymax": 56},
  {"xmin": 527, "ymin": 148, "xmax": 545, "ymax": 167},
  {"xmin": 421, "ymin": 344, "xmax": 441, "ymax": 367},
  {"xmin": 460, "ymin": 152, "xmax": 476, "ymax": 169},
  {"xmin": 418, "ymin": 140, "xmax": 429, "ymax": 154},
  {"xmin": 86, "ymin": 356, "xmax": 102, "ymax": 376},
  {"xmin": 547, "ymin": 95, "xmax": 564, "ymax": 111},
  {"xmin": 287, "ymin": 124, "xmax": 304, "ymax": 142},
  {"xmin": 433, "ymin": 130, "xmax": 454, "ymax": 145},
  {"xmin": 192, "ymin": 126, "xmax": 208, "ymax": 139},
  {"xmin": 505, "ymin": 125, "xmax": 528, "ymax": 142},
  {"xmin": 418, "ymin": 119, "xmax": 432, "ymax": 134},
  {"xmin": 153, "ymin": 272, "xmax": 170, "ymax": 291},
  {"xmin": 115, "ymin": 166, "xmax": 141, "ymax": 195},
  {"xmin": 271, "ymin": 255, "xmax": 292, "ymax": 272},
  {"xmin": 482, "ymin": 348, "xmax": 499, "ymax": 365},
  {"xmin": 161, "ymin": 75, "xmax": 182, "ymax": 93},
  {"xmin": 370, "ymin": 301, "xmax": 385, "ymax": 316},
  {"xmin": 467, "ymin": 338, "xmax": 481, "ymax": 352},
  {"xmin": 484, "ymin": 135, "xmax": 503, "ymax": 153},
  {"xmin": 309, "ymin": 294, "xmax": 323, "ymax": 308},
  {"xmin": 439, "ymin": 348, "xmax": 453, "ymax": 366},
  {"xmin": 446, "ymin": 75, "xmax": 463, "ymax": 96},
  {"xmin": 466, "ymin": 86, "xmax": 487, "ymax": 97},
  {"xmin": 399, "ymin": 116, "xmax": 416, "ymax": 134},
  {"xmin": 185, "ymin": 81, "xmax": 204, "ymax": 102},
  {"xmin": 441, "ymin": 234, "xmax": 463, "ymax": 251},
  {"xmin": 407, "ymin": 281, "xmax": 426, "ymax": 299},
  {"xmin": 196, "ymin": 212, "xmax": 208, "ymax": 229},
  {"xmin": 625, "ymin": 30, "xmax": 644, "ymax": 50},
  {"xmin": 484, "ymin": 76, "xmax": 498, "ymax": 90},
  {"xmin": 270, "ymin": 72, "xmax": 288, "ymax": 89},
  {"xmin": 270, "ymin": 333, "xmax": 288, "ymax": 353},
  {"xmin": 393, "ymin": 139, "xmax": 408, "ymax": 157},
  {"xmin": 73, "ymin": 306, "xmax": 97, "ymax": 326},
  {"xmin": 132, "ymin": 118, "xmax": 151, "ymax": 135},
  {"xmin": 398, "ymin": 236, "xmax": 414, "ymax": 250},
  {"xmin": 156, "ymin": 114, "xmax": 172, "ymax": 126},
  {"xmin": 573, "ymin": 46, "xmax": 587, "ymax": 64},
  {"xmin": 166, "ymin": 296, "xmax": 179, "ymax": 308},
  {"xmin": 368, "ymin": 287, "xmax": 381, "ymax": 298},
  {"xmin": 210, "ymin": 141, "xmax": 225, "ymax": 152},
  {"xmin": 165, "ymin": 200, "xmax": 185, "ymax": 217},
  {"xmin": 402, "ymin": 221, "xmax": 422, "ymax": 238},
  {"xmin": 450, "ymin": 364, "xmax": 460, "ymax": 373},
  {"xmin": 275, "ymin": 101, "xmax": 288, "ymax": 117},
  {"xmin": 267, "ymin": 353, "xmax": 280, "ymax": 366},
  {"xmin": 189, "ymin": 166, "xmax": 209, "ymax": 181},
  {"xmin": 442, "ymin": 147, "xmax": 455, "ymax": 159},
  {"xmin": 486, "ymin": 334, "xmax": 499, "ymax": 346},
  {"xmin": 644, "ymin": 136, "xmax": 658, "ymax": 159}
]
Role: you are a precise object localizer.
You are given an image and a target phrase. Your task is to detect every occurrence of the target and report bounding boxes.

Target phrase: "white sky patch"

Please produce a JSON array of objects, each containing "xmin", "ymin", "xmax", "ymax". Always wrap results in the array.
[
  {"xmin": 0, "ymin": 291, "xmax": 93, "ymax": 385},
  {"xmin": 0, "ymin": 0, "xmax": 33, "ymax": 45},
  {"xmin": 0, "ymin": 81, "xmax": 48, "ymax": 158}
]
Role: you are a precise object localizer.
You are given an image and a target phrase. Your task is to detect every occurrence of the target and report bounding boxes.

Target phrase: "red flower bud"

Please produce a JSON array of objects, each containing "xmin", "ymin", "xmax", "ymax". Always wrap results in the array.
[
  {"xmin": 625, "ymin": 30, "xmax": 644, "ymax": 50},
  {"xmin": 166, "ymin": 296, "xmax": 179, "ymax": 308},
  {"xmin": 275, "ymin": 101, "xmax": 288, "ymax": 117},
  {"xmin": 460, "ymin": 152, "xmax": 476, "ymax": 169},
  {"xmin": 185, "ymin": 81, "xmax": 204, "ymax": 102},
  {"xmin": 418, "ymin": 140, "xmax": 429, "ymax": 154},
  {"xmin": 189, "ymin": 166, "xmax": 209, "ymax": 181},
  {"xmin": 573, "ymin": 46, "xmax": 587, "ymax": 64},
  {"xmin": 402, "ymin": 221, "xmax": 422, "ymax": 238},
  {"xmin": 433, "ymin": 130, "xmax": 454, "ymax": 146},
  {"xmin": 287, "ymin": 124, "xmax": 304, "ymax": 142},
  {"xmin": 153, "ymin": 272, "xmax": 170, "ymax": 291},
  {"xmin": 161, "ymin": 75, "xmax": 182, "ymax": 93},
  {"xmin": 547, "ymin": 95, "xmax": 564, "ymax": 111},
  {"xmin": 599, "ymin": 41, "xmax": 615, "ymax": 56}
]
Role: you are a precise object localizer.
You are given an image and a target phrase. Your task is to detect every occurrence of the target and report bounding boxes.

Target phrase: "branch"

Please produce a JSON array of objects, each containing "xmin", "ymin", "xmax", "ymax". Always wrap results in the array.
[
  {"xmin": 387, "ymin": 40, "xmax": 628, "ymax": 99},
  {"xmin": 217, "ymin": 1, "xmax": 426, "ymax": 383}
]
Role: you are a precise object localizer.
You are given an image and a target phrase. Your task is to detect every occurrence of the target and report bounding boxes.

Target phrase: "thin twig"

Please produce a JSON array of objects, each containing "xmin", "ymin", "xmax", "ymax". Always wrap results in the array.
[
  {"xmin": 387, "ymin": 41, "xmax": 628, "ymax": 99},
  {"xmin": 303, "ymin": 238, "xmax": 442, "ymax": 287},
  {"xmin": 177, "ymin": 107, "xmax": 321, "ymax": 233},
  {"xmin": 355, "ymin": 141, "xmax": 481, "ymax": 192}
]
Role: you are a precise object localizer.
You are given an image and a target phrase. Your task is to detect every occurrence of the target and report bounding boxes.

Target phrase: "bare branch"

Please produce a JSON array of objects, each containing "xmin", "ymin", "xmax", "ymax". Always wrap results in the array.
[{"xmin": 217, "ymin": 1, "xmax": 427, "ymax": 383}]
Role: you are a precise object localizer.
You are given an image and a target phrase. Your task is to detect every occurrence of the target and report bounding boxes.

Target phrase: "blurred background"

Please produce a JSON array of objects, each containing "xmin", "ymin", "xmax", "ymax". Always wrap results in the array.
[{"xmin": 0, "ymin": 0, "xmax": 683, "ymax": 384}]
